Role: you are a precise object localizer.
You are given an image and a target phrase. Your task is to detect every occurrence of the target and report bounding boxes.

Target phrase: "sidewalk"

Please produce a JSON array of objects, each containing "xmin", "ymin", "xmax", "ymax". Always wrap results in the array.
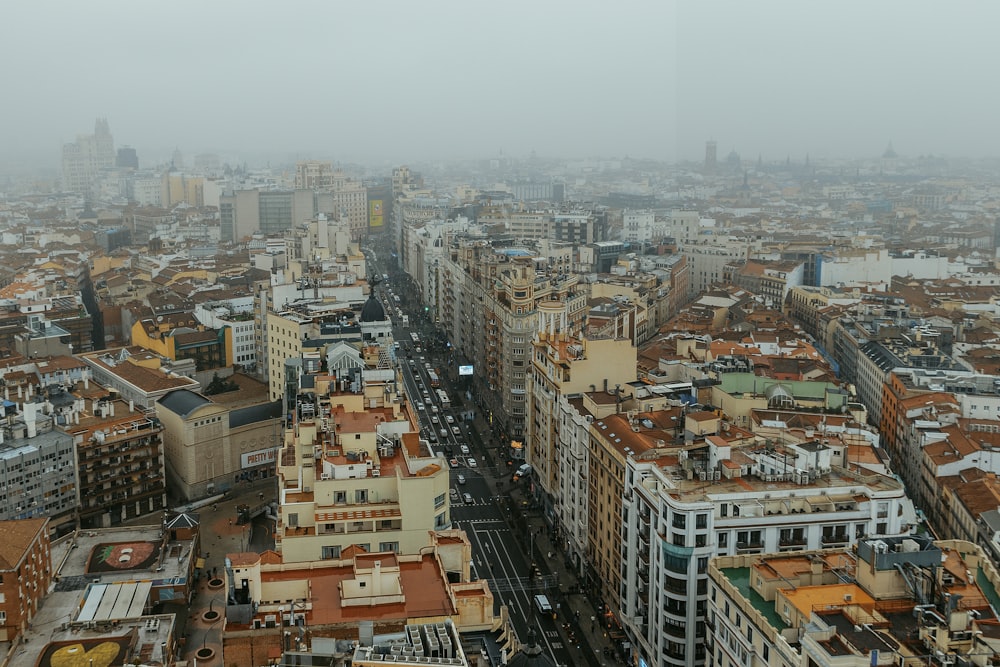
[{"xmin": 507, "ymin": 484, "xmax": 620, "ymax": 665}]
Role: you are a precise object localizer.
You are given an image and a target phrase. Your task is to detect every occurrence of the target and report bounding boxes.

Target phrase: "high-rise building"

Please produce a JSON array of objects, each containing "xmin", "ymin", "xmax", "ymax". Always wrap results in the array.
[
  {"xmin": 61, "ymin": 118, "xmax": 116, "ymax": 194},
  {"xmin": 705, "ymin": 140, "xmax": 717, "ymax": 170}
]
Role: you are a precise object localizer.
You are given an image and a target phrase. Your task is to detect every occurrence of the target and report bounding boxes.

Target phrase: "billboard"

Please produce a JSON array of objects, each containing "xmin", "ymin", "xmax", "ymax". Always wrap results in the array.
[
  {"xmin": 458, "ymin": 365, "xmax": 474, "ymax": 376},
  {"xmin": 369, "ymin": 199, "xmax": 384, "ymax": 228},
  {"xmin": 241, "ymin": 447, "xmax": 276, "ymax": 469}
]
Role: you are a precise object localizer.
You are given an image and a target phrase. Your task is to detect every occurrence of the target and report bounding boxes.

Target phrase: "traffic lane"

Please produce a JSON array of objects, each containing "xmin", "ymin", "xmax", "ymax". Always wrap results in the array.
[{"xmin": 470, "ymin": 523, "xmax": 568, "ymax": 664}]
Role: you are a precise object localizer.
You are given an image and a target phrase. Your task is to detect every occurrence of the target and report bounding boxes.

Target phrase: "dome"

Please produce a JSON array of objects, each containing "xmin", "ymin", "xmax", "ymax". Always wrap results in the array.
[
  {"xmin": 359, "ymin": 294, "xmax": 387, "ymax": 323},
  {"xmin": 506, "ymin": 629, "xmax": 557, "ymax": 667}
]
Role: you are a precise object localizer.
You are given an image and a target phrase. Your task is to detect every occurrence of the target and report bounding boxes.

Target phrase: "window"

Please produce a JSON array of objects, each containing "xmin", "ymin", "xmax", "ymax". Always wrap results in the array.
[
  {"xmin": 434, "ymin": 493, "xmax": 445, "ymax": 509},
  {"xmin": 355, "ymin": 489, "xmax": 368, "ymax": 503},
  {"xmin": 434, "ymin": 512, "xmax": 447, "ymax": 529},
  {"xmin": 287, "ymin": 513, "xmax": 298, "ymax": 528},
  {"xmin": 696, "ymin": 513, "xmax": 708, "ymax": 529},
  {"xmin": 721, "ymin": 504, "xmax": 728, "ymax": 517},
  {"xmin": 718, "ymin": 532, "xmax": 728, "ymax": 547},
  {"xmin": 321, "ymin": 545, "xmax": 340, "ymax": 559},
  {"xmin": 379, "ymin": 542, "xmax": 399, "ymax": 553}
]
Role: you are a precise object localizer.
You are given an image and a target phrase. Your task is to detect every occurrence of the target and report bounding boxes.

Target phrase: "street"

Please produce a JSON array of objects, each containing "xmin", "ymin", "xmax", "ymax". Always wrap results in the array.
[{"xmin": 366, "ymin": 242, "xmax": 609, "ymax": 665}]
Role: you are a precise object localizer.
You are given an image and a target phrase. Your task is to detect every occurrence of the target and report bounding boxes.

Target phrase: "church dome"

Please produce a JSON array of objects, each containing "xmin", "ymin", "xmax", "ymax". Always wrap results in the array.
[{"xmin": 359, "ymin": 294, "xmax": 386, "ymax": 323}]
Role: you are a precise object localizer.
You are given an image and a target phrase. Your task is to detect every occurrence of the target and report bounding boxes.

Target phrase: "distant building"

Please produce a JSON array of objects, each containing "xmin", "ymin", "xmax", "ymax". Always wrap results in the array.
[
  {"xmin": 705, "ymin": 139, "xmax": 717, "ymax": 170},
  {"xmin": 115, "ymin": 146, "xmax": 138, "ymax": 169},
  {"xmin": 220, "ymin": 189, "xmax": 316, "ymax": 242},
  {"xmin": 61, "ymin": 118, "xmax": 115, "ymax": 195}
]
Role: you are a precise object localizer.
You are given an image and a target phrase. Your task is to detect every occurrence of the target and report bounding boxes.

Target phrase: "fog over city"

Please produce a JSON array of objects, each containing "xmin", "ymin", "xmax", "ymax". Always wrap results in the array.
[{"xmin": 4, "ymin": 0, "xmax": 999, "ymax": 169}]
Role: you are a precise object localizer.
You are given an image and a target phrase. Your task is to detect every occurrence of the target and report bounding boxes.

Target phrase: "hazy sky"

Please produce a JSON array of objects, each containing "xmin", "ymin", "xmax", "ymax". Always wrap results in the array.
[{"xmin": 3, "ymin": 1, "xmax": 998, "ymax": 169}]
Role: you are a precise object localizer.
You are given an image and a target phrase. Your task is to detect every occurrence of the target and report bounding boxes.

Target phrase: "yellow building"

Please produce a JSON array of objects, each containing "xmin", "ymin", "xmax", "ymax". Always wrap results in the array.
[
  {"xmin": 130, "ymin": 318, "xmax": 232, "ymax": 370},
  {"xmin": 275, "ymin": 376, "xmax": 451, "ymax": 563},
  {"xmin": 526, "ymin": 301, "xmax": 637, "ymax": 502}
]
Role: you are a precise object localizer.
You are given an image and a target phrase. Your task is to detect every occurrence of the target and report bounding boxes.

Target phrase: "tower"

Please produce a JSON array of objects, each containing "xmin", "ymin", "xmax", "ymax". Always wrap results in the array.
[{"xmin": 704, "ymin": 140, "xmax": 717, "ymax": 170}]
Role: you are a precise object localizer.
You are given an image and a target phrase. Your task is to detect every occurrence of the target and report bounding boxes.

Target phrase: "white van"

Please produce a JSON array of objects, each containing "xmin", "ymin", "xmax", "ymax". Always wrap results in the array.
[
  {"xmin": 534, "ymin": 594, "xmax": 553, "ymax": 614},
  {"xmin": 516, "ymin": 463, "xmax": 532, "ymax": 478}
]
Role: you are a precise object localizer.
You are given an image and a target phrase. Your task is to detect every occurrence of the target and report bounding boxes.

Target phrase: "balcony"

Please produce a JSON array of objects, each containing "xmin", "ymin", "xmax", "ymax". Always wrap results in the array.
[{"xmin": 822, "ymin": 533, "xmax": 850, "ymax": 546}]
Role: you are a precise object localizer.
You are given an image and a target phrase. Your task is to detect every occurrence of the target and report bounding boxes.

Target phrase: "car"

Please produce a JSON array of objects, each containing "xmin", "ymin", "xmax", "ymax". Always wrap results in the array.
[
  {"xmin": 425, "ymin": 398, "xmax": 432, "ymax": 405},
  {"xmin": 467, "ymin": 458, "xmax": 477, "ymax": 468},
  {"xmin": 439, "ymin": 429, "xmax": 449, "ymax": 438},
  {"xmin": 463, "ymin": 493, "xmax": 474, "ymax": 504},
  {"xmin": 457, "ymin": 474, "xmax": 466, "ymax": 485},
  {"xmin": 451, "ymin": 426, "xmax": 461, "ymax": 435},
  {"xmin": 446, "ymin": 415, "xmax": 455, "ymax": 424},
  {"xmin": 449, "ymin": 458, "xmax": 459, "ymax": 468},
  {"xmin": 427, "ymin": 431, "xmax": 437, "ymax": 442},
  {"xmin": 459, "ymin": 444, "xmax": 470, "ymax": 455},
  {"xmin": 449, "ymin": 489, "xmax": 459, "ymax": 501},
  {"xmin": 431, "ymin": 416, "xmax": 439, "ymax": 424},
  {"xmin": 416, "ymin": 402, "xmax": 425, "ymax": 411}
]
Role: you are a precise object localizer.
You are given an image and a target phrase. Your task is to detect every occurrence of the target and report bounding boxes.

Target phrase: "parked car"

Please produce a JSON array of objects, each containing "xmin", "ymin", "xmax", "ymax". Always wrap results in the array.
[
  {"xmin": 463, "ymin": 493, "xmax": 474, "ymax": 504},
  {"xmin": 459, "ymin": 444, "xmax": 470, "ymax": 455},
  {"xmin": 467, "ymin": 458, "xmax": 477, "ymax": 468},
  {"xmin": 449, "ymin": 458, "xmax": 459, "ymax": 468},
  {"xmin": 457, "ymin": 474, "xmax": 466, "ymax": 485}
]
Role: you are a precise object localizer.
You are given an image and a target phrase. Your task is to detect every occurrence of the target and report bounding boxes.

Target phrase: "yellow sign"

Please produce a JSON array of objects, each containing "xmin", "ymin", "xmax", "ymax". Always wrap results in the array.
[{"xmin": 369, "ymin": 200, "xmax": 384, "ymax": 228}]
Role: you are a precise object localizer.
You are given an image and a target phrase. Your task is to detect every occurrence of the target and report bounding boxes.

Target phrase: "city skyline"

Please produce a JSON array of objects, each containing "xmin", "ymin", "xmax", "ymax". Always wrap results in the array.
[{"xmin": 3, "ymin": 1, "xmax": 999, "ymax": 173}]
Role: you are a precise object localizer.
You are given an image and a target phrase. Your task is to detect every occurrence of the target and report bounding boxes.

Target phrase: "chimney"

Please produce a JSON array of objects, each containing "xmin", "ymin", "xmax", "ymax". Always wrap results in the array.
[
  {"xmin": 109, "ymin": 401, "xmax": 115, "ymax": 417},
  {"xmin": 83, "ymin": 371, "xmax": 89, "ymax": 390},
  {"xmin": 128, "ymin": 400, "xmax": 134, "ymax": 413},
  {"xmin": 24, "ymin": 402, "xmax": 37, "ymax": 438}
]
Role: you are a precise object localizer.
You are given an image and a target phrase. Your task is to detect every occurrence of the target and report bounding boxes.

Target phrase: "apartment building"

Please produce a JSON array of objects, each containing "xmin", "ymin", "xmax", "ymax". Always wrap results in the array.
[
  {"xmin": 623, "ymin": 435, "xmax": 915, "ymax": 667},
  {"xmin": 708, "ymin": 537, "xmax": 1000, "ymax": 667},
  {"xmin": 526, "ymin": 309, "xmax": 637, "ymax": 519},
  {"xmin": 65, "ymin": 397, "xmax": 166, "ymax": 528},
  {"xmin": 274, "ymin": 373, "xmax": 450, "ymax": 563},
  {"xmin": 220, "ymin": 532, "xmax": 493, "ymax": 661},
  {"xmin": 0, "ymin": 518, "xmax": 51, "ymax": 642}
]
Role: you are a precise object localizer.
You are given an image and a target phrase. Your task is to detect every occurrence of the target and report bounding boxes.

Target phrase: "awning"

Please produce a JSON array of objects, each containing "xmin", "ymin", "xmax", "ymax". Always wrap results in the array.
[{"xmin": 195, "ymin": 558, "xmax": 206, "ymax": 570}]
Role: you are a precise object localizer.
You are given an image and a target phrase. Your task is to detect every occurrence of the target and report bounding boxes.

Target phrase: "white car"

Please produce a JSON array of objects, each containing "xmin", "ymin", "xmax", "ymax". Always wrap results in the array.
[
  {"xmin": 467, "ymin": 457, "xmax": 477, "ymax": 468},
  {"xmin": 451, "ymin": 426, "xmax": 461, "ymax": 435},
  {"xmin": 446, "ymin": 415, "xmax": 455, "ymax": 424},
  {"xmin": 431, "ymin": 416, "xmax": 439, "ymax": 424},
  {"xmin": 459, "ymin": 444, "xmax": 470, "ymax": 455}
]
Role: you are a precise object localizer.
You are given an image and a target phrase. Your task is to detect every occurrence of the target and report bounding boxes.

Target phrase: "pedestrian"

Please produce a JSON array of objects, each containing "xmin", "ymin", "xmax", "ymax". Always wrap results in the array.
[{"xmin": 228, "ymin": 519, "xmax": 232, "ymax": 527}]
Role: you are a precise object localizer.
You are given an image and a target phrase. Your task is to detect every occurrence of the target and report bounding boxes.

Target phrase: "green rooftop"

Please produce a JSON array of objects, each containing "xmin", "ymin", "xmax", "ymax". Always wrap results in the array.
[
  {"xmin": 976, "ymin": 567, "xmax": 1000, "ymax": 617},
  {"xmin": 723, "ymin": 567, "xmax": 789, "ymax": 631}
]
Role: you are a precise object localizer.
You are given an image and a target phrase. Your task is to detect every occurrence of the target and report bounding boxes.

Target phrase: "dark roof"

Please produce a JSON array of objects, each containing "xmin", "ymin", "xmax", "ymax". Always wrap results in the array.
[
  {"xmin": 506, "ymin": 629, "xmax": 557, "ymax": 667},
  {"xmin": 158, "ymin": 389, "xmax": 211, "ymax": 418},
  {"xmin": 359, "ymin": 294, "xmax": 386, "ymax": 323},
  {"xmin": 165, "ymin": 512, "xmax": 199, "ymax": 529},
  {"xmin": 229, "ymin": 400, "xmax": 283, "ymax": 429}
]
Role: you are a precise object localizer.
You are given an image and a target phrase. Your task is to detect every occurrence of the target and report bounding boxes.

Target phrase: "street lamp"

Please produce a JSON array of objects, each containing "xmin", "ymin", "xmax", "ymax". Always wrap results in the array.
[{"xmin": 203, "ymin": 615, "xmax": 223, "ymax": 650}]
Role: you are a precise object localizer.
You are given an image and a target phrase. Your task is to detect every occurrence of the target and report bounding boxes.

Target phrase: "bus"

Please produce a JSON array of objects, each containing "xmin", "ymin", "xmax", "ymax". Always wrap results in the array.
[
  {"xmin": 410, "ymin": 332, "xmax": 420, "ymax": 345},
  {"xmin": 437, "ymin": 389, "xmax": 450, "ymax": 408},
  {"xmin": 428, "ymin": 371, "xmax": 440, "ymax": 388}
]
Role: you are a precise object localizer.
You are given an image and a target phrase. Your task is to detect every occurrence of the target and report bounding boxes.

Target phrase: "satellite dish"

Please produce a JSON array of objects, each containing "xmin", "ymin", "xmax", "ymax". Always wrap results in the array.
[{"xmin": 157, "ymin": 316, "xmax": 163, "ymax": 322}]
